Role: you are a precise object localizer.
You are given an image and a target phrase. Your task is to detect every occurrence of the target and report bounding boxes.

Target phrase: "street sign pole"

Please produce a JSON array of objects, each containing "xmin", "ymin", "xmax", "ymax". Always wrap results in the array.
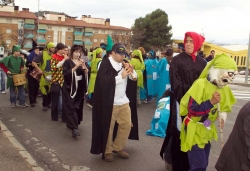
[{"xmin": 245, "ymin": 31, "xmax": 250, "ymax": 83}]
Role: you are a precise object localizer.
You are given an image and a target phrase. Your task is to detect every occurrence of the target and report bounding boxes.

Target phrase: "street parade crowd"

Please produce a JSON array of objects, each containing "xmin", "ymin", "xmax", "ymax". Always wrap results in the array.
[{"xmin": 0, "ymin": 31, "xmax": 250, "ymax": 171}]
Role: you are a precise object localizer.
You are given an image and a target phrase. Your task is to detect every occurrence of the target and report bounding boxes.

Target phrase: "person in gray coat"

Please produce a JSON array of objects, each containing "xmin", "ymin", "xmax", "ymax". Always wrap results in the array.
[{"xmin": 215, "ymin": 101, "xmax": 250, "ymax": 171}]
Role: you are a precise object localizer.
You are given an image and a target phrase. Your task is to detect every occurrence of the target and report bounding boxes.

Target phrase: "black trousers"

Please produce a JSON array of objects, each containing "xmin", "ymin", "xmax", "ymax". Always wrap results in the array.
[
  {"xmin": 50, "ymin": 83, "xmax": 66, "ymax": 121},
  {"xmin": 42, "ymin": 85, "xmax": 51, "ymax": 107},
  {"xmin": 28, "ymin": 75, "xmax": 39, "ymax": 104}
]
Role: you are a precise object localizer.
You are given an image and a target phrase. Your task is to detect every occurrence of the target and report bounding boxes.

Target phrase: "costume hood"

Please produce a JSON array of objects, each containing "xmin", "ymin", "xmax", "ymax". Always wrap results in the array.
[
  {"xmin": 184, "ymin": 32, "xmax": 205, "ymax": 62},
  {"xmin": 132, "ymin": 49, "xmax": 143, "ymax": 62},
  {"xmin": 199, "ymin": 53, "xmax": 237, "ymax": 79}
]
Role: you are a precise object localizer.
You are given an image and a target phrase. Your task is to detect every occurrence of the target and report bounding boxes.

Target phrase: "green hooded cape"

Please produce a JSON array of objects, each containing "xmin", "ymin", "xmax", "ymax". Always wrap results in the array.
[{"xmin": 179, "ymin": 53, "xmax": 237, "ymax": 152}]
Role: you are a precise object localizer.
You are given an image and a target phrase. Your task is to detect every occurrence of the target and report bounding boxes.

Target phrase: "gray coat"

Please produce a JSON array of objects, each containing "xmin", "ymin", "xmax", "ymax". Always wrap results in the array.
[{"xmin": 215, "ymin": 101, "xmax": 250, "ymax": 171}]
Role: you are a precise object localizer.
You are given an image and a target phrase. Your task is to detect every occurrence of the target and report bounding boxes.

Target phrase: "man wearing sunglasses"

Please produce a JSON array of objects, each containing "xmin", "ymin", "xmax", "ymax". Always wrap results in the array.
[{"xmin": 91, "ymin": 43, "xmax": 139, "ymax": 162}]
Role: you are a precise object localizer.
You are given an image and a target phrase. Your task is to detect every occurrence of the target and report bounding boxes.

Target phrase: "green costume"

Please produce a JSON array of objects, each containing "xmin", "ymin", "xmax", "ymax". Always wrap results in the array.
[
  {"xmin": 0, "ymin": 45, "xmax": 24, "ymax": 88},
  {"xmin": 130, "ymin": 50, "xmax": 145, "ymax": 88},
  {"xmin": 39, "ymin": 50, "xmax": 52, "ymax": 95},
  {"xmin": 180, "ymin": 53, "xmax": 237, "ymax": 152},
  {"xmin": 88, "ymin": 48, "xmax": 102, "ymax": 94}
]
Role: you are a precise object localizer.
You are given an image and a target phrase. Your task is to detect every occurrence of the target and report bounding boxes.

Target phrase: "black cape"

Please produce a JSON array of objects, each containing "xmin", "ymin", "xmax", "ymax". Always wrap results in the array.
[
  {"xmin": 90, "ymin": 58, "xmax": 139, "ymax": 158},
  {"xmin": 215, "ymin": 101, "xmax": 250, "ymax": 171},
  {"xmin": 160, "ymin": 52, "xmax": 206, "ymax": 171}
]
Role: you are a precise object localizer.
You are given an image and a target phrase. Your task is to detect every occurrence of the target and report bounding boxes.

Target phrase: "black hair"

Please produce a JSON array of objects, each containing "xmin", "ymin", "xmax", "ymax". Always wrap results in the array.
[
  {"xmin": 211, "ymin": 50, "xmax": 215, "ymax": 53},
  {"xmin": 70, "ymin": 44, "xmax": 82, "ymax": 59},
  {"xmin": 82, "ymin": 47, "xmax": 88, "ymax": 56}
]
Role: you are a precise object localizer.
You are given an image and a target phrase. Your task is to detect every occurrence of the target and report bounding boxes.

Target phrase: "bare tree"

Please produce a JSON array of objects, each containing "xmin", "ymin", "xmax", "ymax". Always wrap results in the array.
[
  {"xmin": 9, "ymin": 28, "xmax": 32, "ymax": 48},
  {"xmin": 112, "ymin": 30, "xmax": 131, "ymax": 51},
  {"xmin": 0, "ymin": 0, "xmax": 14, "ymax": 6},
  {"xmin": 0, "ymin": 28, "xmax": 5, "ymax": 41}
]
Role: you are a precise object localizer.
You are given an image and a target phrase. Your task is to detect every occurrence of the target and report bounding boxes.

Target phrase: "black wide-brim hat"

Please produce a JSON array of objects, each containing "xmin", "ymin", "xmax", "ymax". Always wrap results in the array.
[{"xmin": 28, "ymin": 46, "xmax": 44, "ymax": 52}]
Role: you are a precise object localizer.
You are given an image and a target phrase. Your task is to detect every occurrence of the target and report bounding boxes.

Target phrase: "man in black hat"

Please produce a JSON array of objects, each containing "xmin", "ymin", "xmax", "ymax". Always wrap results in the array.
[
  {"xmin": 91, "ymin": 43, "xmax": 139, "ymax": 162},
  {"xmin": 177, "ymin": 43, "xmax": 185, "ymax": 53}
]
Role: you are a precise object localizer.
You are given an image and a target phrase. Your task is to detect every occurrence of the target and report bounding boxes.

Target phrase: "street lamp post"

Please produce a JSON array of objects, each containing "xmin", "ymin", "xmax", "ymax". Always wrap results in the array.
[
  {"xmin": 245, "ymin": 31, "xmax": 250, "ymax": 83},
  {"xmin": 37, "ymin": 0, "xmax": 40, "ymax": 42}
]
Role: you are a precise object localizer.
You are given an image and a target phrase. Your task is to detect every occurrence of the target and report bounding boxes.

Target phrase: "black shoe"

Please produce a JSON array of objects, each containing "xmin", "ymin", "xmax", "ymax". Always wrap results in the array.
[{"xmin": 72, "ymin": 129, "xmax": 80, "ymax": 138}]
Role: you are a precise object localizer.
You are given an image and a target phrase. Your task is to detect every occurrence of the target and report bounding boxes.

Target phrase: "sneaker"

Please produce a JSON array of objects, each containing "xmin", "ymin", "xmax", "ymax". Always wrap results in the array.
[
  {"xmin": 87, "ymin": 103, "xmax": 92, "ymax": 108},
  {"xmin": 113, "ymin": 150, "xmax": 129, "ymax": 159},
  {"xmin": 11, "ymin": 103, "xmax": 16, "ymax": 108},
  {"xmin": 104, "ymin": 153, "xmax": 113, "ymax": 162},
  {"xmin": 18, "ymin": 104, "xmax": 29, "ymax": 107},
  {"xmin": 1, "ymin": 91, "xmax": 6, "ymax": 94}
]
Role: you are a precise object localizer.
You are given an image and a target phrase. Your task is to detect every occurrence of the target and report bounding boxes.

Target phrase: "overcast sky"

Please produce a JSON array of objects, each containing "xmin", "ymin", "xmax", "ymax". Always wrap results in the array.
[{"xmin": 15, "ymin": 0, "xmax": 250, "ymax": 44}]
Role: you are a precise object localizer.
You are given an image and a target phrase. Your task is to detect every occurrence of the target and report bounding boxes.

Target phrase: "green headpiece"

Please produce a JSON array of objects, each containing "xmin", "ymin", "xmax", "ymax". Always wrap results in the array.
[
  {"xmin": 132, "ymin": 49, "xmax": 143, "ymax": 62},
  {"xmin": 46, "ymin": 42, "xmax": 55, "ymax": 49},
  {"xmin": 106, "ymin": 35, "xmax": 114, "ymax": 52},
  {"xmin": 199, "ymin": 53, "xmax": 237, "ymax": 79},
  {"xmin": 12, "ymin": 45, "xmax": 21, "ymax": 53}
]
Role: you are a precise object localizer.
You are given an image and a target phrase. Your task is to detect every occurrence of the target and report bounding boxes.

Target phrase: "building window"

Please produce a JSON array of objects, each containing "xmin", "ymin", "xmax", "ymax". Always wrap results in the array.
[
  {"xmin": 100, "ymin": 39, "xmax": 104, "ymax": 43},
  {"xmin": 6, "ymin": 19, "xmax": 12, "ymax": 24},
  {"xmin": 47, "ymin": 36, "xmax": 51, "ymax": 39},
  {"xmin": 6, "ymin": 29, "xmax": 11, "ymax": 34},
  {"xmin": 94, "ymin": 38, "xmax": 98, "ymax": 42},
  {"xmin": 6, "ymin": 40, "xmax": 11, "ymax": 44},
  {"xmin": 47, "ymin": 26, "xmax": 52, "ymax": 30},
  {"xmin": 94, "ymin": 29, "xmax": 98, "ymax": 33},
  {"xmin": 75, "ymin": 28, "xmax": 82, "ymax": 32},
  {"xmin": 67, "ymin": 36, "xmax": 72, "ymax": 40},
  {"xmin": 68, "ymin": 28, "xmax": 71, "ymax": 31},
  {"xmin": 101, "ymin": 30, "xmax": 105, "ymax": 34}
]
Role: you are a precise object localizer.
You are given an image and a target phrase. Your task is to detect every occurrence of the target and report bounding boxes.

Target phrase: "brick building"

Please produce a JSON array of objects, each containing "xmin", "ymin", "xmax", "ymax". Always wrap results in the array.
[{"xmin": 0, "ymin": 6, "xmax": 131, "ymax": 52}]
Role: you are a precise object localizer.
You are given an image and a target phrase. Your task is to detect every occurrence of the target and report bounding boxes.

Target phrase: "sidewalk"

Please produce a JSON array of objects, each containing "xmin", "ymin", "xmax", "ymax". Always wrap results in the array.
[{"xmin": 0, "ymin": 122, "xmax": 44, "ymax": 171}]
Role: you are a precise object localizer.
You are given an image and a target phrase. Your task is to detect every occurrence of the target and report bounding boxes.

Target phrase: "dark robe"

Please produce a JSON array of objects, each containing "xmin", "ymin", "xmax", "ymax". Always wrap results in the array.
[
  {"xmin": 215, "ymin": 101, "xmax": 250, "ymax": 171},
  {"xmin": 62, "ymin": 59, "xmax": 86, "ymax": 129},
  {"xmin": 90, "ymin": 58, "xmax": 138, "ymax": 159},
  {"xmin": 160, "ymin": 52, "xmax": 206, "ymax": 171}
]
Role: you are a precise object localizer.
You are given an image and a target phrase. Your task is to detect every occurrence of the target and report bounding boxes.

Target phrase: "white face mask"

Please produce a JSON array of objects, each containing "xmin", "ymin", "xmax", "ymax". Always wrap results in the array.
[
  {"xmin": 208, "ymin": 67, "xmax": 235, "ymax": 88},
  {"xmin": 73, "ymin": 51, "xmax": 80, "ymax": 59}
]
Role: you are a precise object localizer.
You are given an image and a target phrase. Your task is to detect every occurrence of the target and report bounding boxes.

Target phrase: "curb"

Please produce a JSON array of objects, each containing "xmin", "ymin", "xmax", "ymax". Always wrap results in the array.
[{"xmin": 0, "ymin": 120, "xmax": 44, "ymax": 171}]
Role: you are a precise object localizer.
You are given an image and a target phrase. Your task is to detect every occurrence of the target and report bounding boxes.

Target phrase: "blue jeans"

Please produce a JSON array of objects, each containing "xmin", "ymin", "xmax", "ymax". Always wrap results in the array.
[
  {"xmin": 0, "ymin": 70, "xmax": 5, "ymax": 91},
  {"xmin": 58, "ymin": 90, "xmax": 62, "ymax": 115},
  {"xmin": 9, "ymin": 86, "xmax": 26, "ymax": 105}
]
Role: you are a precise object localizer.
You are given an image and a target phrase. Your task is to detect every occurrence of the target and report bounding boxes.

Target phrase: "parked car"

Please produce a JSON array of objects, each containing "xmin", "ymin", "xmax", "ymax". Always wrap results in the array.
[{"xmin": 239, "ymin": 70, "xmax": 250, "ymax": 75}]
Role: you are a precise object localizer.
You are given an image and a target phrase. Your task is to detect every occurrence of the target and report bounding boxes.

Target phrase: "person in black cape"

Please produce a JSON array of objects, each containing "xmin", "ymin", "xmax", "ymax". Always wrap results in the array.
[
  {"xmin": 62, "ymin": 45, "xmax": 87, "ymax": 138},
  {"xmin": 215, "ymin": 101, "xmax": 250, "ymax": 171},
  {"xmin": 160, "ymin": 32, "xmax": 207, "ymax": 171},
  {"xmin": 90, "ymin": 43, "xmax": 139, "ymax": 162}
]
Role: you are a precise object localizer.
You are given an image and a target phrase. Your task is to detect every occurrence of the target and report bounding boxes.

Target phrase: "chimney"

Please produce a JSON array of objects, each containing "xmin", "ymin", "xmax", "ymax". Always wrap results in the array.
[
  {"xmin": 58, "ymin": 17, "xmax": 61, "ymax": 23},
  {"xmin": 105, "ymin": 18, "xmax": 110, "ymax": 27},
  {"xmin": 14, "ymin": 6, "xmax": 19, "ymax": 13},
  {"xmin": 26, "ymin": 8, "xmax": 29, "ymax": 12},
  {"xmin": 88, "ymin": 15, "xmax": 91, "ymax": 18},
  {"xmin": 82, "ymin": 15, "xmax": 87, "ymax": 18}
]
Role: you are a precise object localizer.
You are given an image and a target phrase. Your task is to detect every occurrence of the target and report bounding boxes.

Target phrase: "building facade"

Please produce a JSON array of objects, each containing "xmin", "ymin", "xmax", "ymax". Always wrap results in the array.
[{"xmin": 0, "ymin": 6, "xmax": 131, "ymax": 53}]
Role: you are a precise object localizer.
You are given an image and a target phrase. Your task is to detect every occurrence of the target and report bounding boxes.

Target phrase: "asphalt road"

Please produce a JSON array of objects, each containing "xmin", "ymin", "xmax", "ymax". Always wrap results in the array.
[{"xmin": 0, "ymin": 83, "xmax": 249, "ymax": 171}]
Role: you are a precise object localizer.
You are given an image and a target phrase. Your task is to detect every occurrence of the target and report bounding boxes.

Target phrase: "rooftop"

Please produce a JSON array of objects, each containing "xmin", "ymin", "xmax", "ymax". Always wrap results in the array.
[
  {"xmin": 0, "ymin": 10, "xmax": 37, "ymax": 19},
  {"xmin": 221, "ymin": 45, "xmax": 248, "ymax": 51}
]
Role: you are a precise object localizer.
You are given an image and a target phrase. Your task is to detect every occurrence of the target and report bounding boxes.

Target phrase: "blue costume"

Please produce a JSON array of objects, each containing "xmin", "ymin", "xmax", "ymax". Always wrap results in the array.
[
  {"xmin": 146, "ymin": 96, "xmax": 170, "ymax": 138},
  {"xmin": 156, "ymin": 57, "xmax": 170, "ymax": 103}
]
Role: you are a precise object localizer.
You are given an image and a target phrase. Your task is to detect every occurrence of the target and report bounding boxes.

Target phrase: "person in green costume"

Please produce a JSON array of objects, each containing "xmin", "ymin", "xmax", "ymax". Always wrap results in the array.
[
  {"xmin": 86, "ymin": 47, "xmax": 103, "ymax": 108},
  {"xmin": 0, "ymin": 45, "xmax": 28, "ymax": 107},
  {"xmin": 179, "ymin": 53, "xmax": 237, "ymax": 171},
  {"xmin": 129, "ymin": 49, "xmax": 145, "ymax": 106},
  {"xmin": 32, "ymin": 42, "xmax": 55, "ymax": 111}
]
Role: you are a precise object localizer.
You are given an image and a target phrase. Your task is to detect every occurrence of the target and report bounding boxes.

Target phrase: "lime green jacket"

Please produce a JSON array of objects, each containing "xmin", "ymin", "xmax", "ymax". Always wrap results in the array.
[{"xmin": 129, "ymin": 58, "xmax": 145, "ymax": 88}]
